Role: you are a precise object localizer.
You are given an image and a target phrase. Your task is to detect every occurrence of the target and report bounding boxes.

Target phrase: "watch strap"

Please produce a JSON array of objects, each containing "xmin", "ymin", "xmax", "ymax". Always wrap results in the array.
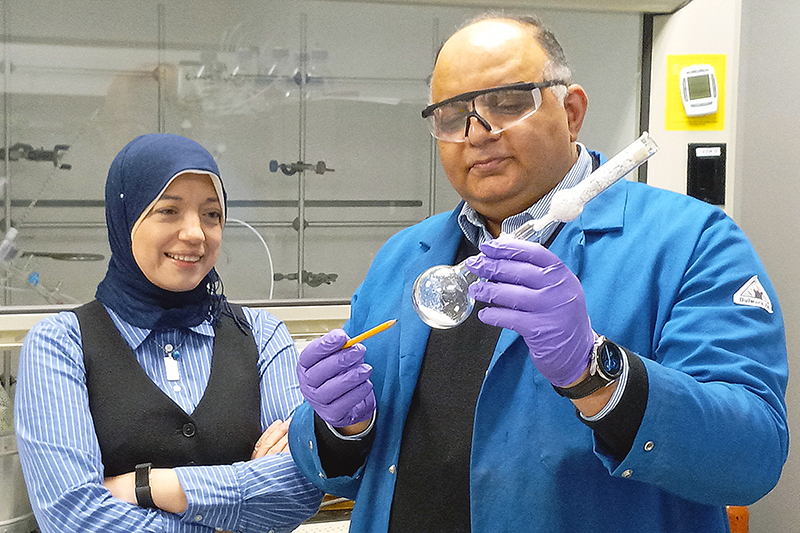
[
  {"xmin": 134, "ymin": 462, "xmax": 157, "ymax": 509},
  {"xmin": 553, "ymin": 372, "xmax": 611, "ymax": 400},
  {"xmin": 553, "ymin": 336, "xmax": 619, "ymax": 400}
]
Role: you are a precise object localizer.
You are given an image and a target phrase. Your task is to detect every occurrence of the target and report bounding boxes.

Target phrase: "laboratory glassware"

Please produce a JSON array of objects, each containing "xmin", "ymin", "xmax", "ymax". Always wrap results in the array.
[{"xmin": 411, "ymin": 132, "xmax": 659, "ymax": 329}]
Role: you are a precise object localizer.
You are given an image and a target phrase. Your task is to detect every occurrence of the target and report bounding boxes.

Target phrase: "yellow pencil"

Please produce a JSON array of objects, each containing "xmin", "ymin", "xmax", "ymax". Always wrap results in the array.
[{"xmin": 342, "ymin": 319, "xmax": 398, "ymax": 348}]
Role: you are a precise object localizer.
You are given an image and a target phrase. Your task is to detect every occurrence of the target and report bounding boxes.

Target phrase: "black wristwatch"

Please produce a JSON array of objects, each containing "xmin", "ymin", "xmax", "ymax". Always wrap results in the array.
[
  {"xmin": 553, "ymin": 336, "xmax": 624, "ymax": 400},
  {"xmin": 134, "ymin": 462, "xmax": 157, "ymax": 509}
]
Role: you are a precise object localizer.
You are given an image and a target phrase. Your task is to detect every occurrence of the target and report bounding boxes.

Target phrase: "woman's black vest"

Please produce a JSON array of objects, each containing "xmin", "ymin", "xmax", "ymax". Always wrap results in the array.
[{"xmin": 74, "ymin": 300, "xmax": 262, "ymax": 477}]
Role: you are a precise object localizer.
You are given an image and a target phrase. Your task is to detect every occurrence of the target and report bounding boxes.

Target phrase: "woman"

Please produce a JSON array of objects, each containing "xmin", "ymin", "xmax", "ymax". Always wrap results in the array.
[{"xmin": 15, "ymin": 133, "xmax": 323, "ymax": 533}]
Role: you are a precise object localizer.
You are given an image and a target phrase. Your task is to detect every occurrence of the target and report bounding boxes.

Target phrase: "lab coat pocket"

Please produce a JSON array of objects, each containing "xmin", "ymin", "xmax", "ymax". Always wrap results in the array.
[{"xmin": 533, "ymin": 370, "xmax": 604, "ymax": 477}]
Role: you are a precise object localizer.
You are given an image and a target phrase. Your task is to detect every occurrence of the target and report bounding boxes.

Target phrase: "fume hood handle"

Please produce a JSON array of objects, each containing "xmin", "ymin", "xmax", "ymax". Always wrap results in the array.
[{"xmin": 269, "ymin": 159, "xmax": 335, "ymax": 175}]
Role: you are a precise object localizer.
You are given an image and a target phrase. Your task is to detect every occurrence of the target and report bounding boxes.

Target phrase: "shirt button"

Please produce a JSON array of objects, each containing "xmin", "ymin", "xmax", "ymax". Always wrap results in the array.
[
  {"xmin": 389, "ymin": 465, "xmax": 396, "ymax": 474},
  {"xmin": 621, "ymin": 469, "xmax": 633, "ymax": 478},
  {"xmin": 309, "ymin": 440, "xmax": 314, "ymax": 450},
  {"xmin": 644, "ymin": 441, "xmax": 655, "ymax": 452},
  {"xmin": 194, "ymin": 514, "xmax": 203, "ymax": 521},
  {"xmin": 182, "ymin": 422, "xmax": 196, "ymax": 438},
  {"xmin": 319, "ymin": 471, "xmax": 326, "ymax": 479}
]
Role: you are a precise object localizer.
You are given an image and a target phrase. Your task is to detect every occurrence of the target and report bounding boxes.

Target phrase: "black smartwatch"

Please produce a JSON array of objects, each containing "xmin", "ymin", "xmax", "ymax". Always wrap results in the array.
[
  {"xmin": 134, "ymin": 462, "xmax": 157, "ymax": 509},
  {"xmin": 553, "ymin": 336, "xmax": 624, "ymax": 400}
]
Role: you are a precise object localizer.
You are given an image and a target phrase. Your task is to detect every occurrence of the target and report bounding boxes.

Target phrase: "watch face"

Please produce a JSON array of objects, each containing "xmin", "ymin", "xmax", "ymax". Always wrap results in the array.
[{"xmin": 599, "ymin": 343, "xmax": 623, "ymax": 378}]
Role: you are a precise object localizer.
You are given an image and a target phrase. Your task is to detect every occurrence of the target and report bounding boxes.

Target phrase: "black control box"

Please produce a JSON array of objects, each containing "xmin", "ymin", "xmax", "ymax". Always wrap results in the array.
[{"xmin": 687, "ymin": 143, "xmax": 726, "ymax": 205}]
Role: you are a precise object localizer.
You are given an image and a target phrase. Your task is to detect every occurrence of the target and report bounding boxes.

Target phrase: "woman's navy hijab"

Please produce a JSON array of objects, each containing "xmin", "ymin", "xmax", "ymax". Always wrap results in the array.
[{"xmin": 95, "ymin": 133, "xmax": 228, "ymax": 330}]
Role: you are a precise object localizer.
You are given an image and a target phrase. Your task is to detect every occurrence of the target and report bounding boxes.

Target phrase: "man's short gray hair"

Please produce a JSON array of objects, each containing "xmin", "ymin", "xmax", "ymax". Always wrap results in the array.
[{"xmin": 444, "ymin": 13, "xmax": 574, "ymax": 104}]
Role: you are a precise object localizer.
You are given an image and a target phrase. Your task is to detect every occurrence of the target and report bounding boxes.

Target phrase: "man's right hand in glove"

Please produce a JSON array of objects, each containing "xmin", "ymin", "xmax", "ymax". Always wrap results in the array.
[{"xmin": 297, "ymin": 329, "xmax": 376, "ymax": 433}]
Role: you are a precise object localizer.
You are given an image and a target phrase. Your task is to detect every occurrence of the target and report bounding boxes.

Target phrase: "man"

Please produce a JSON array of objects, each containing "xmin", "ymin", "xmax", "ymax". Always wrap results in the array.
[{"xmin": 289, "ymin": 14, "xmax": 788, "ymax": 532}]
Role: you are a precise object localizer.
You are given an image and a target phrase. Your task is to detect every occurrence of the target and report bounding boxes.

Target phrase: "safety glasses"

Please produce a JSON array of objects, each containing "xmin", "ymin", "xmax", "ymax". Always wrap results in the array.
[{"xmin": 421, "ymin": 80, "xmax": 568, "ymax": 143}]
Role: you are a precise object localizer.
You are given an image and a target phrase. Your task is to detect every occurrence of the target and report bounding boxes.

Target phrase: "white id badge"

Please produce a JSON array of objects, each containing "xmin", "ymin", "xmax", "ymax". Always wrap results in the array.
[{"xmin": 164, "ymin": 356, "xmax": 180, "ymax": 381}]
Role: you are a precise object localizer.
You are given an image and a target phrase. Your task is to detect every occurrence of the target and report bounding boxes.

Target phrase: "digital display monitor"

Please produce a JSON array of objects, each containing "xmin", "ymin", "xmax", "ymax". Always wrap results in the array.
[{"xmin": 687, "ymin": 74, "xmax": 713, "ymax": 100}]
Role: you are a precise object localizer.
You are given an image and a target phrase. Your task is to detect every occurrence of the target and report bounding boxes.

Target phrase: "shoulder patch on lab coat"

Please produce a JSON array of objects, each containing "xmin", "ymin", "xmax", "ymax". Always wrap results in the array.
[{"xmin": 733, "ymin": 275, "xmax": 773, "ymax": 314}]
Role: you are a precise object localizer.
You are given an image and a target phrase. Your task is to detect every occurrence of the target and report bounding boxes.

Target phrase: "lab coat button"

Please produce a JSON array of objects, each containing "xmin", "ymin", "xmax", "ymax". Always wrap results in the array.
[
  {"xmin": 389, "ymin": 464, "xmax": 396, "ymax": 474},
  {"xmin": 644, "ymin": 441, "xmax": 655, "ymax": 452},
  {"xmin": 182, "ymin": 422, "xmax": 196, "ymax": 437},
  {"xmin": 621, "ymin": 469, "xmax": 633, "ymax": 478}
]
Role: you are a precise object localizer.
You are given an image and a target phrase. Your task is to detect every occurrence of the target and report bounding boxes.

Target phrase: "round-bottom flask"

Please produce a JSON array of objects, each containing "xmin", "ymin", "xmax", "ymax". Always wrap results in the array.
[{"xmin": 411, "ymin": 262, "xmax": 478, "ymax": 329}]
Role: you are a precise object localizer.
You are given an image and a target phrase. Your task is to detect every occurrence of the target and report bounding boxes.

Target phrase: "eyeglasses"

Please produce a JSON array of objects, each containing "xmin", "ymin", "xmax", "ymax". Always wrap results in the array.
[{"xmin": 421, "ymin": 80, "xmax": 568, "ymax": 143}]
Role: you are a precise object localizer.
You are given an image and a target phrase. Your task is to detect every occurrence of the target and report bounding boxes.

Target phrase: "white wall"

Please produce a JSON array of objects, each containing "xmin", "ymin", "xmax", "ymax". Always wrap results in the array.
[
  {"xmin": 648, "ymin": 0, "xmax": 741, "ymax": 209},
  {"xmin": 736, "ymin": 0, "xmax": 800, "ymax": 531}
]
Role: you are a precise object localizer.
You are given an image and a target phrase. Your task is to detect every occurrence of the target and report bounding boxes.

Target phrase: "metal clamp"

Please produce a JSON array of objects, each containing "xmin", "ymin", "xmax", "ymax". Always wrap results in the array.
[{"xmin": 269, "ymin": 159, "xmax": 335, "ymax": 176}]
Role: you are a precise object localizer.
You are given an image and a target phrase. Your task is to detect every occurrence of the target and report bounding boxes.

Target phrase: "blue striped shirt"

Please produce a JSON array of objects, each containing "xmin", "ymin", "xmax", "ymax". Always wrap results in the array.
[{"xmin": 15, "ymin": 305, "xmax": 323, "ymax": 533}]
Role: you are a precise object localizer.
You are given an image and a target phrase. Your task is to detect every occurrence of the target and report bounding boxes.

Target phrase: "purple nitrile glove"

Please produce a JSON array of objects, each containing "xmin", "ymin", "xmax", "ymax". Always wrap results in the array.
[
  {"xmin": 464, "ymin": 235, "xmax": 596, "ymax": 388},
  {"xmin": 297, "ymin": 329, "xmax": 376, "ymax": 427}
]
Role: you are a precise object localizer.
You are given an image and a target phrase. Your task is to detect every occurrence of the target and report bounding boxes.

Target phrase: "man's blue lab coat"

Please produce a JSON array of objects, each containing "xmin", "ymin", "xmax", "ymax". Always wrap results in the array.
[{"xmin": 290, "ymin": 177, "xmax": 788, "ymax": 532}]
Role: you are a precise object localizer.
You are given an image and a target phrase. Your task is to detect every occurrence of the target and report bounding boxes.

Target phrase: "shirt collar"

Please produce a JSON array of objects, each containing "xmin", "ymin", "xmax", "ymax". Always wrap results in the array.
[
  {"xmin": 104, "ymin": 304, "xmax": 215, "ymax": 352},
  {"xmin": 458, "ymin": 142, "xmax": 593, "ymax": 247}
]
